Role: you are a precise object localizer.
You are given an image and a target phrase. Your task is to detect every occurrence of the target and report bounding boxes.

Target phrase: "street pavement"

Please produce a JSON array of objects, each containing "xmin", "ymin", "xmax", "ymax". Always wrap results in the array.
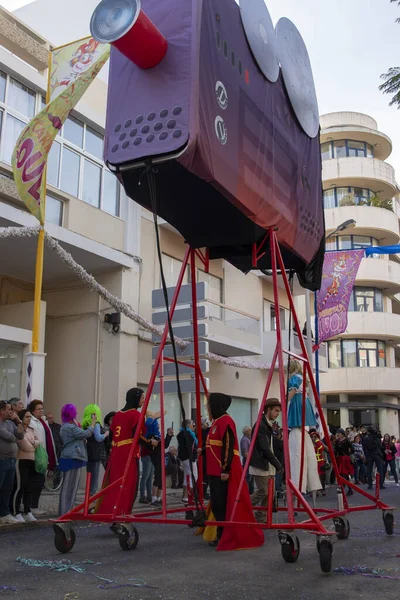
[{"xmin": 0, "ymin": 483, "xmax": 399, "ymax": 600}]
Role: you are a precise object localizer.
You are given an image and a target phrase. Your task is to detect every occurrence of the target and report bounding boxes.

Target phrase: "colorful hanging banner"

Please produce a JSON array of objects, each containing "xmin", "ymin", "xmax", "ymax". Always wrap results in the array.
[
  {"xmin": 12, "ymin": 38, "xmax": 109, "ymax": 224},
  {"xmin": 49, "ymin": 37, "xmax": 108, "ymax": 102},
  {"xmin": 317, "ymin": 249, "xmax": 365, "ymax": 343}
]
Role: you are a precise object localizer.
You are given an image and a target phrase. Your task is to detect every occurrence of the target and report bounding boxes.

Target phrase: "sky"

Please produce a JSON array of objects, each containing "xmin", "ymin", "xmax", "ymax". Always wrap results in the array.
[{"xmin": 2, "ymin": 0, "xmax": 400, "ymax": 174}]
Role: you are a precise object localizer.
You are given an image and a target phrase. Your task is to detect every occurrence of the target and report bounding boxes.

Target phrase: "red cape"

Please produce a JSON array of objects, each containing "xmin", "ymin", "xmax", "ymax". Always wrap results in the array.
[
  {"xmin": 96, "ymin": 409, "xmax": 140, "ymax": 515},
  {"xmin": 217, "ymin": 454, "xmax": 264, "ymax": 551}
]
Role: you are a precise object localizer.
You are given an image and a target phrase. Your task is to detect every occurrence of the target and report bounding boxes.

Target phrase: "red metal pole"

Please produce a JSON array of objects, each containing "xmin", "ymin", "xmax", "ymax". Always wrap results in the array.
[
  {"xmin": 270, "ymin": 231, "xmax": 295, "ymax": 523},
  {"xmin": 228, "ymin": 348, "xmax": 278, "ymax": 522},
  {"xmin": 297, "ymin": 361, "xmax": 307, "ymax": 506},
  {"xmin": 159, "ymin": 351, "xmax": 167, "ymax": 518},
  {"xmin": 83, "ymin": 473, "xmax": 92, "ymax": 517},
  {"xmin": 112, "ymin": 247, "xmax": 191, "ymax": 518},
  {"xmin": 190, "ymin": 249, "xmax": 203, "ymax": 503},
  {"xmin": 267, "ymin": 476, "xmax": 274, "ymax": 525},
  {"xmin": 274, "ymin": 244, "xmax": 344, "ymax": 497}
]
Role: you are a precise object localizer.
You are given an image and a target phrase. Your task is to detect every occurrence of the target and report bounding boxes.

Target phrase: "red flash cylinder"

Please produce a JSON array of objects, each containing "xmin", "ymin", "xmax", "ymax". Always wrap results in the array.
[{"xmin": 90, "ymin": 0, "xmax": 168, "ymax": 69}]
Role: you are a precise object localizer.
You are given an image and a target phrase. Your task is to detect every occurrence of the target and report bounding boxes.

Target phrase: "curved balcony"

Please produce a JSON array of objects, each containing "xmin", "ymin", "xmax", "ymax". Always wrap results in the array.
[
  {"xmin": 341, "ymin": 312, "xmax": 400, "ymax": 342},
  {"xmin": 356, "ymin": 257, "xmax": 400, "ymax": 294},
  {"xmin": 325, "ymin": 206, "xmax": 400, "ymax": 245},
  {"xmin": 322, "ymin": 157, "xmax": 396, "ymax": 200},
  {"xmin": 320, "ymin": 367, "xmax": 400, "ymax": 395},
  {"xmin": 321, "ymin": 112, "xmax": 378, "ymax": 131}
]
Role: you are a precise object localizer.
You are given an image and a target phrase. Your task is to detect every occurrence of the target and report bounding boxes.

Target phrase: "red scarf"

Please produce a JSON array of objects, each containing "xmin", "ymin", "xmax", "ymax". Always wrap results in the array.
[{"xmin": 40, "ymin": 417, "xmax": 57, "ymax": 470}]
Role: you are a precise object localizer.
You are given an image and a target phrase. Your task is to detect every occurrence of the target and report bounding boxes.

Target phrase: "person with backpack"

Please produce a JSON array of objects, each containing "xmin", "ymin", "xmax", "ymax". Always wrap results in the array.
[
  {"xmin": 381, "ymin": 433, "xmax": 399, "ymax": 486},
  {"xmin": 82, "ymin": 404, "xmax": 109, "ymax": 498},
  {"xmin": 363, "ymin": 427, "xmax": 385, "ymax": 490}
]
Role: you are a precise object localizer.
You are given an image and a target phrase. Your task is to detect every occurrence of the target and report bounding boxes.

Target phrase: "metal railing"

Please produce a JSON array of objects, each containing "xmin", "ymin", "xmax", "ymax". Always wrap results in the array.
[{"xmin": 205, "ymin": 300, "xmax": 260, "ymax": 337}]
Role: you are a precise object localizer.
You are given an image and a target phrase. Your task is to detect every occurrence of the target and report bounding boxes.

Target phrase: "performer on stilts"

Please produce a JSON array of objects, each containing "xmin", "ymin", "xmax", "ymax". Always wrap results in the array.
[
  {"xmin": 198, "ymin": 393, "xmax": 264, "ymax": 551},
  {"xmin": 96, "ymin": 388, "xmax": 156, "ymax": 514},
  {"xmin": 287, "ymin": 361, "xmax": 320, "ymax": 501}
]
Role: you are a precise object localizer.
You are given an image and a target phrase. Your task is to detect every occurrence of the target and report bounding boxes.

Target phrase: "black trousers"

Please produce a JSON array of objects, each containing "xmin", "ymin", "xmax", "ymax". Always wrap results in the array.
[
  {"xmin": 31, "ymin": 471, "xmax": 45, "ymax": 509},
  {"xmin": 166, "ymin": 464, "xmax": 184, "ymax": 488},
  {"xmin": 151, "ymin": 450, "xmax": 163, "ymax": 490},
  {"xmin": 366, "ymin": 457, "xmax": 384, "ymax": 489},
  {"xmin": 209, "ymin": 475, "xmax": 229, "ymax": 540},
  {"xmin": 12, "ymin": 459, "xmax": 36, "ymax": 515}
]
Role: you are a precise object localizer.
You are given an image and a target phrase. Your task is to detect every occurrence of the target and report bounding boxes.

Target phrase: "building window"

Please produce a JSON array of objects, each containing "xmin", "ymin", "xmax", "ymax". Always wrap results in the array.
[
  {"xmin": 321, "ymin": 139, "xmax": 374, "ymax": 161},
  {"xmin": 348, "ymin": 287, "xmax": 383, "ymax": 312},
  {"xmin": 2, "ymin": 114, "xmax": 25, "ymax": 164},
  {"xmin": 197, "ymin": 270, "xmax": 223, "ymax": 319},
  {"xmin": 46, "ymin": 194, "xmax": 63, "ymax": 226},
  {"xmin": 328, "ymin": 339, "xmax": 386, "ymax": 368},
  {"xmin": 8, "ymin": 78, "xmax": 35, "ymax": 119},
  {"xmin": 0, "ymin": 70, "xmax": 121, "ymax": 217},
  {"xmin": 0, "ymin": 72, "xmax": 6, "ymax": 103},
  {"xmin": 326, "ymin": 235, "xmax": 378, "ymax": 252},
  {"xmin": 161, "ymin": 254, "xmax": 189, "ymax": 288},
  {"xmin": 263, "ymin": 300, "xmax": 288, "ymax": 332},
  {"xmin": 60, "ymin": 147, "xmax": 80, "ymax": 198},
  {"xmin": 323, "ymin": 186, "xmax": 375, "ymax": 209}
]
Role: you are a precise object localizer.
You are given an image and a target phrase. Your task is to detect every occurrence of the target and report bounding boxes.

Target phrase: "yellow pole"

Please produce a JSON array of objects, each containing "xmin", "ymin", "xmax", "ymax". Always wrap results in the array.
[
  {"xmin": 31, "ymin": 49, "xmax": 52, "ymax": 352},
  {"xmin": 32, "ymin": 227, "xmax": 45, "ymax": 353}
]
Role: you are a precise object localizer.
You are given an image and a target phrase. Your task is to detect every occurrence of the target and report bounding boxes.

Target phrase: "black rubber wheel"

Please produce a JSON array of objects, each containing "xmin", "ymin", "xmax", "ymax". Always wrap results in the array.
[
  {"xmin": 281, "ymin": 536, "xmax": 300, "ymax": 563},
  {"xmin": 318, "ymin": 540, "xmax": 333, "ymax": 573},
  {"xmin": 335, "ymin": 518, "xmax": 350, "ymax": 540},
  {"xmin": 54, "ymin": 528, "xmax": 76, "ymax": 554},
  {"xmin": 118, "ymin": 527, "xmax": 139, "ymax": 551},
  {"xmin": 185, "ymin": 510, "xmax": 194, "ymax": 527},
  {"xmin": 383, "ymin": 513, "xmax": 394, "ymax": 536}
]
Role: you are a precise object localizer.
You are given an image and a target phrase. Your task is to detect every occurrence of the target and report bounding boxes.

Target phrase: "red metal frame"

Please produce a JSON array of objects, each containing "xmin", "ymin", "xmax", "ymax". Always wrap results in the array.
[{"xmin": 54, "ymin": 231, "xmax": 391, "ymax": 540}]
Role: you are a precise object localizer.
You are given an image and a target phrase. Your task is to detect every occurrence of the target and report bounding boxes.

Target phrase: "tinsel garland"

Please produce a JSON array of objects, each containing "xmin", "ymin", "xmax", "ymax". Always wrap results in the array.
[
  {"xmin": 0, "ymin": 225, "xmax": 41, "ymax": 239},
  {"xmin": 0, "ymin": 225, "xmax": 273, "ymax": 371}
]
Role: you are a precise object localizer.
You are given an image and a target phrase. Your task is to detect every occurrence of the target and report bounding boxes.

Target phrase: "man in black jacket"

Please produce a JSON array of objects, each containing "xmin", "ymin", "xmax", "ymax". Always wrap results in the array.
[
  {"xmin": 362, "ymin": 427, "xmax": 385, "ymax": 490},
  {"xmin": 249, "ymin": 398, "xmax": 282, "ymax": 523}
]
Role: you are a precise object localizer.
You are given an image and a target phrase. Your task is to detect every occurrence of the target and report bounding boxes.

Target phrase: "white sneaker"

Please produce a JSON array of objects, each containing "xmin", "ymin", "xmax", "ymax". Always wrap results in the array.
[
  {"xmin": 31, "ymin": 508, "xmax": 46, "ymax": 516},
  {"xmin": 14, "ymin": 514, "xmax": 25, "ymax": 523},
  {"xmin": 23, "ymin": 512, "xmax": 37, "ymax": 522},
  {"xmin": 396, "ymin": 483, "xmax": 400, "ymax": 487},
  {"xmin": 0, "ymin": 514, "xmax": 19, "ymax": 525}
]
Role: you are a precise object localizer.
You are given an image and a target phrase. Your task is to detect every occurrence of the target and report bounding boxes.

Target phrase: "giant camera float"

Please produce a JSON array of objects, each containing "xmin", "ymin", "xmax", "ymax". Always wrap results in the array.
[{"xmin": 52, "ymin": 0, "xmax": 394, "ymax": 572}]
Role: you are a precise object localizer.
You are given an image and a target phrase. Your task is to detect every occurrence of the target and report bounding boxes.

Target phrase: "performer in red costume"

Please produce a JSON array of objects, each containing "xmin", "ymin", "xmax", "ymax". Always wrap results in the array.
[
  {"xmin": 96, "ymin": 388, "xmax": 155, "ymax": 515},
  {"xmin": 201, "ymin": 393, "xmax": 264, "ymax": 551}
]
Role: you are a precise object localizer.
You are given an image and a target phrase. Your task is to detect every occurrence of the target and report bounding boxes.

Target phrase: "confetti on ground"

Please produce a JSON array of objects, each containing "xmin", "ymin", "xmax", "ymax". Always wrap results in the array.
[
  {"xmin": 334, "ymin": 565, "xmax": 400, "ymax": 580},
  {"xmin": 16, "ymin": 558, "xmax": 99, "ymax": 573},
  {"xmin": 16, "ymin": 557, "xmax": 151, "ymax": 589}
]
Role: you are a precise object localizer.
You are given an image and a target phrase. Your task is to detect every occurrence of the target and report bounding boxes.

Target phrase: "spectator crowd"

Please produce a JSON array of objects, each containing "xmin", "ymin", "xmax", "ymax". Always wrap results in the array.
[{"xmin": 0, "ymin": 393, "xmax": 399, "ymax": 526}]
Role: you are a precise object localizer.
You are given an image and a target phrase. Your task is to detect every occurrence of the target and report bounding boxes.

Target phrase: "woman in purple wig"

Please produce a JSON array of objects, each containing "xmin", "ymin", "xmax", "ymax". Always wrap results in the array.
[{"xmin": 58, "ymin": 404, "xmax": 96, "ymax": 516}]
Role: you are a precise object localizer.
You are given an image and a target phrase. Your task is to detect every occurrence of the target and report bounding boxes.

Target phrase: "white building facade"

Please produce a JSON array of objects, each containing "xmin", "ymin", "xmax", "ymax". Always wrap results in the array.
[{"xmin": 320, "ymin": 112, "xmax": 400, "ymax": 438}]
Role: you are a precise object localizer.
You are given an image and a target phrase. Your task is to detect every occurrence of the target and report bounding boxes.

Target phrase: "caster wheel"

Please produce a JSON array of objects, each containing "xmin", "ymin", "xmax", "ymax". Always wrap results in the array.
[
  {"xmin": 53, "ymin": 526, "xmax": 76, "ymax": 554},
  {"xmin": 318, "ymin": 540, "xmax": 333, "ymax": 573},
  {"xmin": 118, "ymin": 526, "xmax": 139, "ymax": 551},
  {"xmin": 334, "ymin": 517, "xmax": 350, "ymax": 540},
  {"xmin": 281, "ymin": 536, "xmax": 300, "ymax": 563},
  {"xmin": 185, "ymin": 510, "xmax": 194, "ymax": 527},
  {"xmin": 383, "ymin": 513, "xmax": 394, "ymax": 536}
]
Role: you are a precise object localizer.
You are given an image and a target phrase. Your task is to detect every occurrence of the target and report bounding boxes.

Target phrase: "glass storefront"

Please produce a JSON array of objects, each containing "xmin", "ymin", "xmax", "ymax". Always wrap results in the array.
[{"xmin": 0, "ymin": 341, "xmax": 23, "ymax": 401}]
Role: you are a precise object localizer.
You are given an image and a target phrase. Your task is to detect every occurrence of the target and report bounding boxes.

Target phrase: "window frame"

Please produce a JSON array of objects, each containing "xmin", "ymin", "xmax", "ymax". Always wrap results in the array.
[
  {"xmin": 322, "ymin": 139, "xmax": 374, "ymax": 161},
  {"xmin": 328, "ymin": 339, "xmax": 386, "ymax": 368},
  {"xmin": 349, "ymin": 287, "xmax": 383, "ymax": 313},
  {"xmin": 0, "ymin": 69, "xmax": 121, "ymax": 217},
  {"xmin": 325, "ymin": 235, "xmax": 378, "ymax": 251},
  {"xmin": 323, "ymin": 186, "xmax": 374, "ymax": 209}
]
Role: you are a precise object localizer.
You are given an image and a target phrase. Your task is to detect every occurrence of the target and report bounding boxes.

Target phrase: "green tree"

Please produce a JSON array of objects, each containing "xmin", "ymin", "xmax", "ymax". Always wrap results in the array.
[{"xmin": 379, "ymin": 1, "xmax": 400, "ymax": 107}]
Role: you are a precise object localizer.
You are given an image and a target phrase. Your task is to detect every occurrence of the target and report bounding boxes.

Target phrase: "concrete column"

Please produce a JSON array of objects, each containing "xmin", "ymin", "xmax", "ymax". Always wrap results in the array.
[
  {"xmin": 339, "ymin": 393, "xmax": 349, "ymax": 429},
  {"xmin": 25, "ymin": 352, "xmax": 46, "ymax": 406},
  {"xmin": 378, "ymin": 407, "xmax": 389, "ymax": 434}
]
